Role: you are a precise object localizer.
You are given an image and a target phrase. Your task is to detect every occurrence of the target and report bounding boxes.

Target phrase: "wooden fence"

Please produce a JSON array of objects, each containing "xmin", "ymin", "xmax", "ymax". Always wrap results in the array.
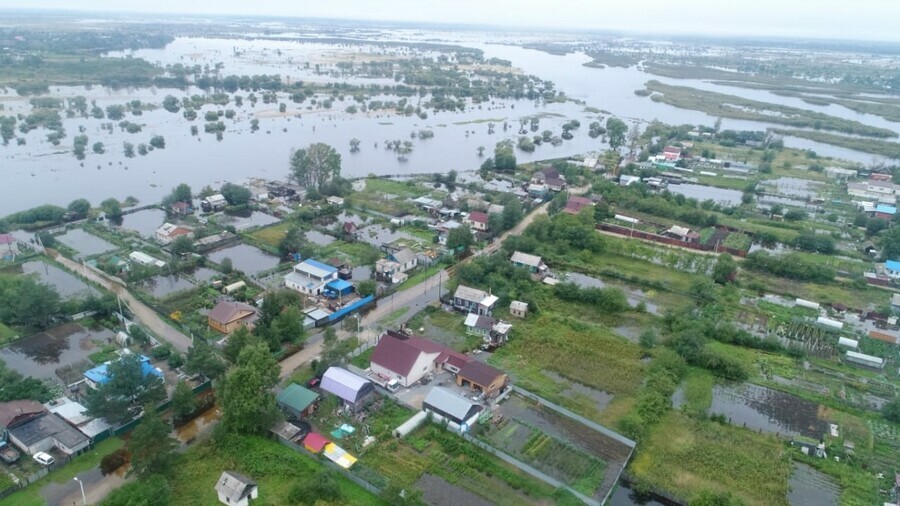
[{"xmin": 598, "ymin": 223, "xmax": 748, "ymax": 257}]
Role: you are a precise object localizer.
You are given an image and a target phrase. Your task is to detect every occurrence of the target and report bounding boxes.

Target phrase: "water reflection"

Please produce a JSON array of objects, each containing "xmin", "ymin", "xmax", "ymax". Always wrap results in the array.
[
  {"xmin": 0, "ymin": 323, "xmax": 114, "ymax": 380},
  {"xmin": 20, "ymin": 260, "xmax": 99, "ymax": 298},
  {"xmin": 206, "ymin": 243, "xmax": 280, "ymax": 275},
  {"xmin": 56, "ymin": 229, "xmax": 117, "ymax": 257},
  {"xmin": 709, "ymin": 383, "xmax": 828, "ymax": 438},
  {"xmin": 119, "ymin": 209, "xmax": 167, "ymax": 238}
]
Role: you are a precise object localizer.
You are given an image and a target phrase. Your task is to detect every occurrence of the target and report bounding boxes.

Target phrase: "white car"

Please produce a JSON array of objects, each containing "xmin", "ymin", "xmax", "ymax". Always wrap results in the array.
[{"xmin": 32, "ymin": 452, "xmax": 54, "ymax": 466}]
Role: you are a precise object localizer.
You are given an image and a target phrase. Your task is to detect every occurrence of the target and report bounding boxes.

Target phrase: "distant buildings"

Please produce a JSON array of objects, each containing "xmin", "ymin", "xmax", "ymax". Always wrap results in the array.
[
  {"xmin": 284, "ymin": 259, "xmax": 339, "ymax": 295},
  {"xmin": 201, "ymin": 194, "xmax": 228, "ymax": 213}
]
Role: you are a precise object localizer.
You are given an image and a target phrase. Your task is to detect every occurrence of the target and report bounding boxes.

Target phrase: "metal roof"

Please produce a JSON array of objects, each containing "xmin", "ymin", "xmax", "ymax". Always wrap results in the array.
[
  {"xmin": 454, "ymin": 285, "xmax": 488, "ymax": 303},
  {"xmin": 215, "ymin": 471, "xmax": 257, "ymax": 503},
  {"xmin": 321, "ymin": 367, "xmax": 372, "ymax": 404},
  {"xmin": 7, "ymin": 412, "xmax": 88, "ymax": 449},
  {"xmin": 423, "ymin": 387, "xmax": 481, "ymax": 424},
  {"xmin": 295, "ymin": 259, "xmax": 338, "ymax": 278},
  {"xmin": 510, "ymin": 251, "xmax": 543, "ymax": 268},
  {"xmin": 277, "ymin": 384, "xmax": 319, "ymax": 413}
]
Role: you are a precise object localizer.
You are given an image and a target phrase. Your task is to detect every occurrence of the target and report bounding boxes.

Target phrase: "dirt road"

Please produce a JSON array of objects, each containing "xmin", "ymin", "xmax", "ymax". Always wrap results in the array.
[{"xmin": 50, "ymin": 251, "xmax": 194, "ymax": 353}]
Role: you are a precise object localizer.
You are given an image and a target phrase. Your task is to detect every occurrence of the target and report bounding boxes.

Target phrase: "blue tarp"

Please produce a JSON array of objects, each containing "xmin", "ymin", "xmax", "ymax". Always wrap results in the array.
[{"xmin": 84, "ymin": 355, "xmax": 162, "ymax": 385}]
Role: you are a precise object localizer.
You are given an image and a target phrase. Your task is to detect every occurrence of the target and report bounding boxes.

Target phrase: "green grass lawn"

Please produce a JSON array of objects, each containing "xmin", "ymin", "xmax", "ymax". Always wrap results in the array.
[
  {"xmin": 630, "ymin": 412, "xmax": 792, "ymax": 506},
  {"xmin": 394, "ymin": 266, "xmax": 440, "ymax": 291},
  {"xmin": 679, "ymin": 368, "xmax": 714, "ymax": 417},
  {"xmin": 166, "ymin": 434, "xmax": 386, "ymax": 505},
  {"xmin": 0, "ymin": 321, "xmax": 18, "ymax": 344},
  {"xmin": 247, "ymin": 222, "xmax": 289, "ymax": 247},
  {"xmin": 0, "ymin": 438, "xmax": 124, "ymax": 506}
]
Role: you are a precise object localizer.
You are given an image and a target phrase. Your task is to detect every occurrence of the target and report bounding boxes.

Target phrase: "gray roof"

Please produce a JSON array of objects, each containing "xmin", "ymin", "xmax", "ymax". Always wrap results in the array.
[
  {"xmin": 321, "ymin": 367, "xmax": 373, "ymax": 404},
  {"xmin": 454, "ymin": 285, "xmax": 488, "ymax": 304},
  {"xmin": 423, "ymin": 387, "xmax": 481, "ymax": 424},
  {"xmin": 510, "ymin": 251, "xmax": 542, "ymax": 268},
  {"xmin": 8, "ymin": 413, "xmax": 88, "ymax": 449},
  {"xmin": 392, "ymin": 248, "xmax": 417, "ymax": 265},
  {"xmin": 215, "ymin": 471, "xmax": 257, "ymax": 503}
]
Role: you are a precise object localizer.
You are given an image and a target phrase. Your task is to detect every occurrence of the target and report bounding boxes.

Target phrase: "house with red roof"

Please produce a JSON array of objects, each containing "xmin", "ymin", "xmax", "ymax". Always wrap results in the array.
[
  {"xmin": 562, "ymin": 196, "xmax": 594, "ymax": 215},
  {"xmin": 464, "ymin": 211, "xmax": 490, "ymax": 232},
  {"xmin": 662, "ymin": 146, "xmax": 682, "ymax": 161},
  {"xmin": 370, "ymin": 330, "xmax": 470, "ymax": 387}
]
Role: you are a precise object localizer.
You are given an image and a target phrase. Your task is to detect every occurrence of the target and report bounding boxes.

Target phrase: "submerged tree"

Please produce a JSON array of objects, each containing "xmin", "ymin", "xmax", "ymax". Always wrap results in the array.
[{"xmin": 290, "ymin": 142, "xmax": 342, "ymax": 190}]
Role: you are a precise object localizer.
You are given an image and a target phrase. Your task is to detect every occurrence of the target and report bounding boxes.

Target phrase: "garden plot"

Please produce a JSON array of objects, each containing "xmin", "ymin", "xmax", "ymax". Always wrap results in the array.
[{"xmin": 484, "ymin": 392, "xmax": 634, "ymax": 501}]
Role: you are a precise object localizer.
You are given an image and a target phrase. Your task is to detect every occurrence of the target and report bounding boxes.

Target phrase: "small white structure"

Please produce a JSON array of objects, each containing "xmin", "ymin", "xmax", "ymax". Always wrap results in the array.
[
  {"xmin": 222, "ymin": 281, "xmax": 247, "ymax": 294},
  {"xmin": 129, "ymin": 251, "xmax": 166, "ymax": 268},
  {"xmin": 614, "ymin": 214, "xmax": 640, "ymax": 224},
  {"xmin": 326, "ymin": 196, "xmax": 345, "ymax": 206},
  {"xmin": 619, "ymin": 175, "xmax": 641, "ymax": 186},
  {"xmin": 202, "ymin": 194, "xmax": 228, "ymax": 212},
  {"xmin": 393, "ymin": 411, "xmax": 428, "ymax": 438},
  {"xmin": 215, "ymin": 471, "xmax": 258, "ymax": 506},
  {"xmin": 816, "ymin": 316, "xmax": 844, "ymax": 331},
  {"xmin": 843, "ymin": 351, "xmax": 884, "ymax": 370},
  {"xmin": 794, "ymin": 298, "xmax": 820, "ymax": 310},
  {"xmin": 510, "ymin": 300, "xmax": 528, "ymax": 318},
  {"xmin": 837, "ymin": 337, "xmax": 859, "ymax": 349}
]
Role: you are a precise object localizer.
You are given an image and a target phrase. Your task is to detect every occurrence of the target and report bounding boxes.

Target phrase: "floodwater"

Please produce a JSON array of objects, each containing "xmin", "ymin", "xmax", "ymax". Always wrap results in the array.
[
  {"xmin": 357, "ymin": 224, "xmax": 418, "ymax": 248},
  {"xmin": 20, "ymin": 260, "xmax": 99, "ymax": 298},
  {"xmin": 351, "ymin": 265, "xmax": 372, "ymax": 280},
  {"xmin": 306, "ymin": 230, "xmax": 337, "ymax": 246},
  {"xmin": 666, "ymin": 183, "xmax": 744, "ymax": 206},
  {"xmin": 787, "ymin": 463, "xmax": 840, "ymax": 506},
  {"xmin": 217, "ymin": 210, "xmax": 280, "ymax": 231},
  {"xmin": 141, "ymin": 274, "xmax": 196, "ymax": 298},
  {"xmin": 708, "ymin": 383, "xmax": 829, "ymax": 439},
  {"xmin": 55, "ymin": 228, "xmax": 117, "ymax": 257},
  {"xmin": 2, "ymin": 32, "xmax": 891, "ymax": 216},
  {"xmin": 119, "ymin": 208, "xmax": 167, "ymax": 238},
  {"xmin": 544, "ymin": 370, "xmax": 614, "ymax": 410},
  {"xmin": 0, "ymin": 323, "xmax": 114, "ymax": 381},
  {"xmin": 206, "ymin": 243, "xmax": 280, "ymax": 275},
  {"xmin": 564, "ymin": 272, "xmax": 661, "ymax": 315},
  {"xmin": 608, "ymin": 482, "xmax": 669, "ymax": 506},
  {"xmin": 174, "ymin": 404, "xmax": 222, "ymax": 444}
]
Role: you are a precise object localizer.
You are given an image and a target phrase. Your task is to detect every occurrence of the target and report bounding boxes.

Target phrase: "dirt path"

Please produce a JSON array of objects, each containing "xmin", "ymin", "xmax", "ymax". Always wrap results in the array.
[{"xmin": 49, "ymin": 251, "xmax": 194, "ymax": 353}]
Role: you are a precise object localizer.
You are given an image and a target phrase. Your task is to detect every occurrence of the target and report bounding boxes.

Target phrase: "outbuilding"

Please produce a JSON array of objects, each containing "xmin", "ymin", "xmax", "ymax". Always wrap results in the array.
[
  {"xmin": 277, "ymin": 384, "xmax": 320, "ymax": 418},
  {"xmin": 215, "ymin": 471, "xmax": 258, "ymax": 506},
  {"xmin": 456, "ymin": 360, "xmax": 508, "ymax": 397},
  {"xmin": 843, "ymin": 350, "xmax": 884, "ymax": 370},
  {"xmin": 423, "ymin": 387, "xmax": 482, "ymax": 429},
  {"xmin": 509, "ymin": 301, "xmax": 528, "ymax": 318},
  {"xmin": 320, "ymin": 367, "xmax": 374, "ymax": 406}
]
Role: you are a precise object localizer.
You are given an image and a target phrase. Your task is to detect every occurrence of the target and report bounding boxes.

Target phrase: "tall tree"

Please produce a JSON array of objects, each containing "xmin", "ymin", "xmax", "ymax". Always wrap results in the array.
[
  {"xmin": 67, "ymin": 198, "xmax": 91, "ymax": 218},
  {"xmin": 170, "ymin": 380, "xmax": 197, "ymax": 423},
  {"xmin": 219, "ymin": 341, "xmax": 279, "ymax": 434},
  {"xmin": 446, "ymin": 226, "xmax": 474, "ymax": 252},
  {"xmin": 290, "ymin": 143, "xmax": 342, "ymax": 190},
  {"xmin": 184, "ymin": 338, "xmax": 226, "ymax": 379},
  {"xmin": 223, "ymin": 326, "xmax": 254, "ymax": 364},
  {"xmin": 0, "ymin": 275, "xmax": 61, "ymax": 329},
  {"xmin": 220, "ymin": 183, "xmax": 251, "ymax": 206},
  {"xmin": 101, "ymin": 198, "xmax": 123, "ymax": 220},
  {"xmin": 84, "ymin": 354, "xmax": 166, "ymax": 424},
  {"xmin": 606, "ymin": 118, "xmax": 628, "ymax": 149},
  {"xmin": 493, "ymin": 140, "xmax": 517, "ymax": 172},
  {"xmin": 128, "ymin": 408, "xmax": 177, "ymax": 477}
]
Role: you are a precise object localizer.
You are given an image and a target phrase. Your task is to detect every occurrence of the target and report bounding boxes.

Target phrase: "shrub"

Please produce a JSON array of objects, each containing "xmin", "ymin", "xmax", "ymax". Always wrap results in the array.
[{"xmin": 100, "ymin": 448, "xmax": 130, "ymax": 475}]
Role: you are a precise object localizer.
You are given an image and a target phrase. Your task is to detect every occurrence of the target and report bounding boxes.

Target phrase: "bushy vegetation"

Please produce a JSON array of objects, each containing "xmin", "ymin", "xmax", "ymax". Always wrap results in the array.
[{"xmin": 744, "ymin": 251, "xmax": 834, "ymax": 282}]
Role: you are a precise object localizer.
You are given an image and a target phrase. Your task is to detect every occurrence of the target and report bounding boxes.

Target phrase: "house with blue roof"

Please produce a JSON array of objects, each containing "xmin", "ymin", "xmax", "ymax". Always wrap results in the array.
[
  {"xmin": 876, "ymin": 204, "xmax": 897, "ymax": 220},
  {"xmin": 324, "ymin": 279, "xmax": 354, "ymax": 299},
  {"xmin": 284, "ymin": 259, "xmax": 340, "ymax": 295},
  {"xmin": 83, "ymin": 355, "xmax": 164, "ymax": 390},
  {"xmin": 885, "ymin": 260, "xmax": 900, "ymax": 279}
]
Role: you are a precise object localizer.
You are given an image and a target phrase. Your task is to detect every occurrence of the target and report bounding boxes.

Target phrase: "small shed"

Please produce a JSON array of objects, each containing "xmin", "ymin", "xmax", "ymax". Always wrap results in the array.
[
  {"xmin": 215, "ymin": 471, "xmax": 258, "ymax": 506},
  {"xmin": 837, "ymin": 337, "xmax": 859, "ymax": 350},
  {"xmin": 276, "ymin": 384, "xmax": 319, "ymax": 418},
  {"xmin": 423, "ymin": 387, "xmax": 482, "ymax": 428},
  {"xmin": 302, "ymin": 432, "xmax": 328, "ymax": 453},
  {"xmin": 324, "ymin": 279, "xmax": 354, "ymax": 298},
  {"xmin": 509, "ymin": 301, "xmax": 528, "ymax": 318},
  {"xmin": 320, "ymin": 367, "xmax": 374, "ymax": 406}
]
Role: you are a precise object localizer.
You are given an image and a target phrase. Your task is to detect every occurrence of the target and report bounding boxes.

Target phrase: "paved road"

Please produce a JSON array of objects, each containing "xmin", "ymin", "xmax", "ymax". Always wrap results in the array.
[
  {"xmin": 50, "ymin": 251, "xmax": 194, "ymax": 353},
  {"xmin": 278, "ymin": 201, "xmax": 549, "ymax": 380},
  {"xmin": 41, "ymin": 467, "xmax": 130, "ymax": 506}
]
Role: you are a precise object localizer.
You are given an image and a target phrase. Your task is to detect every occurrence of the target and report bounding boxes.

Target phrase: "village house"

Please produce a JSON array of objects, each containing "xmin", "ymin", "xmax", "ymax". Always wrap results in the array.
[
  {"xmin": 155, "ymin": 223, "xmax": 192, "ymax": 245},
  {"xmin": 509, "ymin": 251, "xmax": 546, "ymax": 273},
  {"xmin": 375, "ymin": 258, "xmax": 405, "ymax": 284},
  {"xmin": 208, "ymin": 300, "xmax": 260, "ymax": 334},
  {"xmin": 619, "ymin": 175, "xmax": 641, "ymax": 186},
  {"xmin": 129, "ymin": 251, "xmax": 166, "ymax": 268},
  {"xmin": 44, "ymin": 397, "xmax": 111, "ymax": 442},
  {"xmin": 423, "ymin": 387, "xmax": 482, "ymax": 428},
  {"xmin": 453, "ymin": 285, "xmax": 499, "ymax": 316},
  {"xmin": 509, "ymin": 300, "xmax": 528, "ymax": 318},
  {"xmin": 284, "ymin": 259, "xmax": 339, "ymax": 295},
  {"xmin": 545, "ymin": 177, "xmax": 567, "ymax": 192},
  {"xmin": 824, "ymin": 167, "xmax": 857, "ymax": 179},
  {"xmin": 83, "ymin": 354, "xmax": 163, "ymax": 390},
  {"xmin": 0, "ymin": 400, "xmax": 46, "ymax": 443},
  {"xmin": 412, "ymin": 196, "xmax": 445, "ymax": 215},
  {"xmin": 201, "ymin": 194, "xmax": 228, "ymax": 213},
  {"xmin": 665, "ymin": 225, "xmax": 700, "ymax": 243},
  {"xmin": 884, "ymin": 260, "xmax": 900, "ymax": 279},
  {"xmin": 341, "ymin": 221, "xmax": 359, "ymax": 238},
  {"xmin": 388, "ymin": 247, "xmax": 418, "ymax": 273},
  {"xmin": 369, "ymin": 331, "xmax": 470, "ymax": 386},
  {"xmin": 215, "ymin": 471, "xmax": 259, "ymax": 506},
  {"xmin": 563, "ymin": 196, "xmax": 593, "ymax": 215},
  {"xmin": 487, "ymin": 203, "xmax": 505, "ymax": 215},
  {"xmin": 531, "ymin": 167, "xmax": 564, "ymax": 186},
  {"xmin": 662, "ymin": 146, "xmax": 682, "ymax": 161},
  {"xmin": 464, "ymin": 314, "xmax": 513, "ymax": 346},
  {"xmin": 526, "ymin": 183, "xmax": 548, "ymax": 199},
  {"xmin": 465, "ymin": 211, "xmax": 490, "ymax": 232},
  {"xmin": 435, "ymin": 219, "xmax": 462, "ymax": 246},
  {"xmin": 6, "ymin": 412, "xmax": 89, "ymax": 457},
  {"xmin": 169, "ymin": 201, "xmax": 193, "ymax": 215},
  {"xmin": 875, "ymin": 204, "xmax": 897, "ymax": 220},
  {"xmin": 456, "ymin": 360, "xmax": 508, "ymax": 397}
]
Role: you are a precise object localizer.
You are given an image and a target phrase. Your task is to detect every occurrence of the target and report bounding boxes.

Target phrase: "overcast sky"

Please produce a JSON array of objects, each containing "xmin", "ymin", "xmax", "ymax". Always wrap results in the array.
[{"xmin": 2, "ymin": 0, "xmax": 899, "ymax": 42}]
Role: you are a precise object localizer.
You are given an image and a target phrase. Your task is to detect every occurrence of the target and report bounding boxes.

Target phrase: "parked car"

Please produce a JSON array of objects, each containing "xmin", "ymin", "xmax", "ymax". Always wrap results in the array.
[
  {"xmin": 32, "ymin": 452, "xmax": 54, "ymax": 466},
  {"xmin": 306, "ymin": 377, "xmax": 321, "ymax": 389}
]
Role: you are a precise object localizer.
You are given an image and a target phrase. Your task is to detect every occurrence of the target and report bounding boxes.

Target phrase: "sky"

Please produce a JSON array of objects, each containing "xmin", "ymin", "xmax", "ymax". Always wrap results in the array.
[{"xmin": 2, "ymin": 0, "xmax": 900, "ymax": 42}]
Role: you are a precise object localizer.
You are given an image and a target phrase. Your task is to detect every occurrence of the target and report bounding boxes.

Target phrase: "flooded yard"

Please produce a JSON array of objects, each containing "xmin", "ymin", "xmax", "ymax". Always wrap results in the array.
[
  {"xmin": 0, "ymin": 322, "xmax": 113, "ymax": 382},
  {"xmin": 543, "ymin": 370, "xmax": 614, "ymax": 411},
  {"xmin": 217, "ymin": 210, "xmax": 280, "ymax": 231},
  {"xmin": 306, "ymin": 230, "xmax": 337, "ymax": 246},
  {"xmin": 564, "ymin": 272, "xmax": 661, "ymax": 315},
  {"xmin": 708, "ymin": 383, "xmax": 829, "ymax": 438},
  {"xmin": 55, "ymin": 228, "xmax": 118, "ymax": 257},
  {"xmin": 206, "ymin": 243, "xmax": 280, "ymax": 275},
  {"xmin": 118, "ymin": 208, "xmax": 167, "ymax": 238},
  {"xmin": 787, "ymin": 463, "xmax": 839, "ymax": 506},
  {"xmin": 20, "ymin": 260, "xmax": 99, "ymax": 299},
  {"xmin": 357, "ymin": 224, "xmax": 419, "ymax": 248},
  {"xmin": 141, "ymin": 275, "xmax": 197, "ymax": 298}
]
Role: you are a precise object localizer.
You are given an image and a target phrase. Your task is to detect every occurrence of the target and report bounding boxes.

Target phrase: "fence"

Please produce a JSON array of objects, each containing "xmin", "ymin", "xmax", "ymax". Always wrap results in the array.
[
  {"xmin": 0, "ymin": 464, "xmax": 49, "ymax": 500},
  {"xmin": 273, "ymin": 433, "xmax": 383, "ymax": 496},
  {"xmin": 598, "ymin": 223, "xmax": 748, "ymax": 257}
]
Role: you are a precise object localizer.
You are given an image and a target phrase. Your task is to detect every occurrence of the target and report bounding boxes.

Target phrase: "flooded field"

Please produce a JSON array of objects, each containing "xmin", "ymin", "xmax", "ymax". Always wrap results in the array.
[
  {"xmin": 666, "ymin": 183, "xmax": 743, "ymax": 206},
  {"xmin": 141, "ymin": 274, "xmax": 197, "ymax": 298},
  {"xmin": 206, "ymin": 243, "xmax": 280, "ymax": 275},
  {"xmin": 20, "ymin": 260, "xmax": 99, "ymax": 298},
  {"xmin": 357, "ymin": 224, "xmax": 420, "ymax": 248},
  {"xmin": 174, "ymin": 403, "xmax": 221, "ymax": 445},
  {"xmin": 55, "ymin": 228, "xmax": 118, "ymax": 257},
  {"xmin": 787, "ymin": 463, "xmax": 840, "ymax": 506},
  {"xmin": 118, "ymin": 208, "xmax": 167, "ymax": 238},
  {"xmin": 564, "ymin": 272, "xmax": 661, "ymax": 315},
  {"xmin": 217, "ymin": 210, "xmax": 280, "ymax": 231},
  {"xmin": 709, "ymin": 383, "xmax": 829, "ymax": 438},
  {"xmin": 544, "ymin": 370, "xmax": 614, "ymax": 411},
  {"xmin": 0, "ymin": 322, "xmax": 114, "ymax": 381},
  {"xmin": 306, "ymin": 230, "xmax": 337, "ymax": 246},
  {"xmin": 607, "ymin": 482, "xmax": 669, "ymax": 506}
]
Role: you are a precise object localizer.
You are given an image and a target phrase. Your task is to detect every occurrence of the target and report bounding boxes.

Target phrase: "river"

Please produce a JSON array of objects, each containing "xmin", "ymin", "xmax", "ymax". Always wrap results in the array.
[{"xmin": 0, "ymin": 30, "xmax": 895, "ymax": 216}]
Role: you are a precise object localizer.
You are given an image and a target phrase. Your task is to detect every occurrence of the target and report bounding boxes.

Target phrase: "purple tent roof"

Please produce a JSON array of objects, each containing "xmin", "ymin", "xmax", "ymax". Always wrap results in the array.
[{"xmin": 320, "ymin": 367, "xmax": 371, "ymax": 404}]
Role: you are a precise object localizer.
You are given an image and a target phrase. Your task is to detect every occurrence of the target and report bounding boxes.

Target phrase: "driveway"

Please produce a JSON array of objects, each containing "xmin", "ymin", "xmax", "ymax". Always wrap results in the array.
[
  {"xmin": 40, "ymin": 467, "xmax": 130, "ymax": 506},
  {"xmin": 50, "ymin": 250, "xmax": 193, "ymax": 353}
]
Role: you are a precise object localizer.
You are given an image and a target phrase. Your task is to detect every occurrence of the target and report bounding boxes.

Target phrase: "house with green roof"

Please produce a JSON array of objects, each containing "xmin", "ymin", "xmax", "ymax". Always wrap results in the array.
[{"xmin": 276, "ymin": 384, "xmax": 319, "ymax": 418}]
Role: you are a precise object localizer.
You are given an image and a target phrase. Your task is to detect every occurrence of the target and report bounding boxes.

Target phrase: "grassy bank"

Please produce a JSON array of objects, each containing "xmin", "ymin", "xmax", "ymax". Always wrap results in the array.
[{"xmin": 772, "ymin": 129, "xmax": 900, "ymax": 159}]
